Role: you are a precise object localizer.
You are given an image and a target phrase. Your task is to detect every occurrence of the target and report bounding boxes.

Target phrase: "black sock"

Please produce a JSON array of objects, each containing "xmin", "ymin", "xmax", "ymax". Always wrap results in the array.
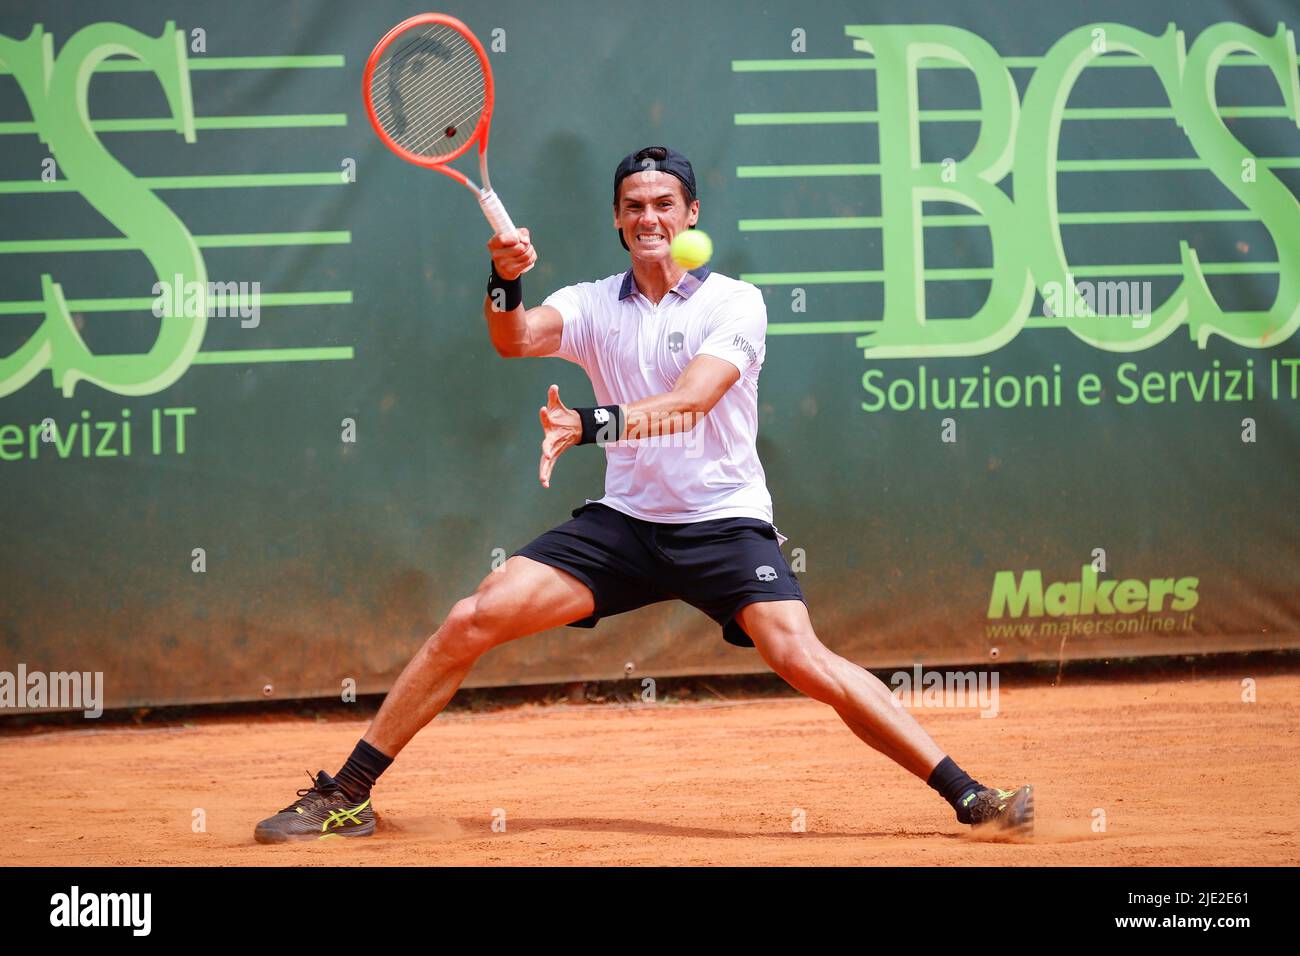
[
  {"xmin": 927, "ymin": 755, "xmax": 984, "ymax": 824},
  {"xmin": 334, "ymin": 739, "xmax": 393, "ymax": 803}
]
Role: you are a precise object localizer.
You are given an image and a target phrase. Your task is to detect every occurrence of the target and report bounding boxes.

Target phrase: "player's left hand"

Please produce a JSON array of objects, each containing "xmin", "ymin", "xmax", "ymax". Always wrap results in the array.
[{"xmin": 538, "ymin": 384, "xmax": 581, "ymax": 488}]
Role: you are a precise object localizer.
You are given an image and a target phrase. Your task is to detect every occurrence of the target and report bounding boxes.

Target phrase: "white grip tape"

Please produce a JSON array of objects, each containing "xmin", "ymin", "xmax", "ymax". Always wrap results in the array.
[{"xmin": 478, "ymin": 189, "xmax": 517, "ymax": 240}]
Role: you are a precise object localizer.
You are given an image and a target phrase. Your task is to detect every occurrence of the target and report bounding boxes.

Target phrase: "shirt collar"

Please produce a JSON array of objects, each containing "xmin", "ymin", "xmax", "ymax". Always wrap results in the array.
[{"xmin": 619, "ymin": 266, "xmax": 712, "ymax": 301}]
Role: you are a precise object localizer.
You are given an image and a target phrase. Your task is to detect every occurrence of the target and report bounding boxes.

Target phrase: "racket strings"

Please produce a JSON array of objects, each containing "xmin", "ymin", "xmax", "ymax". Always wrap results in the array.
[
  {"xmin": 373, "ymin": 44, "xmax": 481, "ymax": 153},
  {"xmin": 373, "ymin": 43, "xmax": 478, "ymax": 129},
  {"xmin": 385, "ymin": 53, "xmax": 484, "ymax": 153},
  {"xmin": 385, "ymin": 57, "xmax": 483, "ymax": 158},
  {"xmin": 377, "ymin": 22, "xmax": 462, "ymax": 74},
  {"xmin": 369, "ymin": 23, "xmax": 487, "ymax": 161},
  {"xmin": 369, "ymin": 24, "xmax": 476, "ymax": 98}
]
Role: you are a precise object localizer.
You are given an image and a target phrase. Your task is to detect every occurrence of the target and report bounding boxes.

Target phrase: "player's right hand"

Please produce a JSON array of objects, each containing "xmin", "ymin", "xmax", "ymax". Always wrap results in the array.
[{"xmin": 488, "ymin": 227, "xmax": 536, "ymax": 280}]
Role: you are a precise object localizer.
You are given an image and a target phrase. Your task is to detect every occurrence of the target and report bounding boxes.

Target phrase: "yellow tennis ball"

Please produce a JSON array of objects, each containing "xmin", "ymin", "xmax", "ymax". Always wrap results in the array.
[{"xmin": 671, "ymin": 230, "xmax": 712, "ymax": 269}]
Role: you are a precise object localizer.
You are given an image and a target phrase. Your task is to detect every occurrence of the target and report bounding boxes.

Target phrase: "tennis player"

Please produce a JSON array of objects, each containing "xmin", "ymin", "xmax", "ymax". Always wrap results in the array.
[{"xmin": 254, "ymin": 146, "xmax": 1033, "ymax": 842}]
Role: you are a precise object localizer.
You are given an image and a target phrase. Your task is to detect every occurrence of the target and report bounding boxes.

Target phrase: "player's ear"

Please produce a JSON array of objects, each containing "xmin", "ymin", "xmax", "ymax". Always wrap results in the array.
[{"xmin": 687, "ymin": 199, "xmax": 700, "ymax": 227}]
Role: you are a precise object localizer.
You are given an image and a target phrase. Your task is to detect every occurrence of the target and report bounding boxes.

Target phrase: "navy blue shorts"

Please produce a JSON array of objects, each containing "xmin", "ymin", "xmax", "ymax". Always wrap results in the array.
[{"xmin": 512, "ymin": 502, "xmax": 805, "ymax": 647}]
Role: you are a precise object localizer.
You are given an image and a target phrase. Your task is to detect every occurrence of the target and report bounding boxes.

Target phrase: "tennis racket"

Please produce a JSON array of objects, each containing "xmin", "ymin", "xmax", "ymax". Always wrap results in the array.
[{"xmin": 363, "ymin": 13, "xmax": 517, "ymax": 242}]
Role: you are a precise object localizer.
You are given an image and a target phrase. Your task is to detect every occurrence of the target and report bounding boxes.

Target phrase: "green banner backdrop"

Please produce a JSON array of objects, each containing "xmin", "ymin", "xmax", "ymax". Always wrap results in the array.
[{"xmin": 2, "ymin": 0, "xmax": 1298, "ymax": 711}]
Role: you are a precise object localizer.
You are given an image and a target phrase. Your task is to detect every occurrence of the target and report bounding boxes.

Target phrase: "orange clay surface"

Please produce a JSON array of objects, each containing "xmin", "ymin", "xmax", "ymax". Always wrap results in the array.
[{"xmin": 3, "ymin": 671, "xmax": 1298, "ymax": 866}]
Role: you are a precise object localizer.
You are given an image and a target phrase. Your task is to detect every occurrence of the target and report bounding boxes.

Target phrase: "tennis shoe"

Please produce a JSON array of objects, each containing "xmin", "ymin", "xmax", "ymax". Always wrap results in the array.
[{"xmin": 254, "ymin": 770, "xmax": 376, "ymax": 843}]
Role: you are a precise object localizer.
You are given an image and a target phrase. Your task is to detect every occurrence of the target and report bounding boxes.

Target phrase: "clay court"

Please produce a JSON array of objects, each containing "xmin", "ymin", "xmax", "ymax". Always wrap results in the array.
[{"xmin": 5, "ymin": 666, "xmax": 1297, "ymax": 866}]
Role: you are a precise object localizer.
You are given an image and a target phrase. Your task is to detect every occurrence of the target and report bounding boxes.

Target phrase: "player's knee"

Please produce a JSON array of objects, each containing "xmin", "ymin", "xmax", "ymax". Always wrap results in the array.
[
  {"xmin": 435, "ymin": 595, "xmax": 496, "ymax": 663},
  {"xmin": 761, "ymin": 635, "xmax": 830, "ymax": 695}
]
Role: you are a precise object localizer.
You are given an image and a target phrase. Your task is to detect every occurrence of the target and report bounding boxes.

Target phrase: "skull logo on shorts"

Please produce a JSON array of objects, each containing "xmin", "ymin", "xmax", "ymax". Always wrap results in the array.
[
  {"xmin": 755, "ymin": 565, "xmax": 778, "ymax": 582},
  {"xmin": 668, "ymin": 331, "xmax": 685, "ymax": 354}
]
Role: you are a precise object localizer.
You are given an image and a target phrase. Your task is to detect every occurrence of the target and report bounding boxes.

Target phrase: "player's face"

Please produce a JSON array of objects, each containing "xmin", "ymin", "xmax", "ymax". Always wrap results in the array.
[{"xmin": 614, "ymin": 171, "xmax": 700, "ymax": 264}]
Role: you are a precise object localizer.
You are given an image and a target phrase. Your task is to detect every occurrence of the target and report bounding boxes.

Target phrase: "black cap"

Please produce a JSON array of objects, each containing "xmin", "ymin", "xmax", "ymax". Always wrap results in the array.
[
  {"xmin": 613, "ymin": 146, "xmax": 698, "ymax": 250},
  {"xmin": 613, "ymin": 145, "xmax": 697, "ymax": 204}
]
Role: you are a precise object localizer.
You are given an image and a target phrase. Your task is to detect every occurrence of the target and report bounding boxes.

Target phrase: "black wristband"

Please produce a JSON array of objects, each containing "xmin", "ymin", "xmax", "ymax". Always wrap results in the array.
[
  {"xmin": 576, "ymin": 405, "xmax": 623, "ymax": 446},
  {"xmin": 486, "ymin": 265, "xmax": 523, "ymax": 312}
]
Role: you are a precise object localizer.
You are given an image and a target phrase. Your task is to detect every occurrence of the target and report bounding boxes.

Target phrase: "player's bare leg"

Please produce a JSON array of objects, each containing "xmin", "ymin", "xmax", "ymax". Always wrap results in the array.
[
  {"xmin": 253, "ymin": 557, "xmax": 593, "ymax": 842},
  {"xmin": 737, "ymin": 599, "xmax": 1034, "ymax": 832},
  {"xmin": 365, "ymin": 556, "xmax": 595, "ymax": 755},
  {"xmin": 737, "ymin": 600, "xmax": 943, "ymax": 777}
]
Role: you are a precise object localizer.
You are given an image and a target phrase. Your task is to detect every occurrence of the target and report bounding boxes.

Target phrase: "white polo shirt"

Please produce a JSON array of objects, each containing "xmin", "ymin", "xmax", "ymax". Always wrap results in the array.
[{"xmin": 543, "ymin": 266, "xmax": 777, "ymax": 526}]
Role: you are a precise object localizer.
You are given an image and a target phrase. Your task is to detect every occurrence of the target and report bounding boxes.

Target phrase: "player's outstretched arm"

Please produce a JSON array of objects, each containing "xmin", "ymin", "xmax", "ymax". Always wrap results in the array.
[
  {"xmin": 483, "ymin": 230, "xmax": 563, "ymax": 358},
  {"xmin": 622, "ymin": 354, "xmax": 739, "ymax": 440},
  {"xmin": 535, "ymin": 356, "xmax": 739, "ymax": 489}
]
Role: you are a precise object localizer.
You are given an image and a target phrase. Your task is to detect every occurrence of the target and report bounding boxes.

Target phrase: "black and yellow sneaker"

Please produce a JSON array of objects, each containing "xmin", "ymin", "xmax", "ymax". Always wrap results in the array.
[
  {"xmin": 967, "ymin": 784, "xmax": 1034, "ymax": 835},
  {"xmin": 254, "ymin": 771, "xmax": 376, "ymax": 843}
]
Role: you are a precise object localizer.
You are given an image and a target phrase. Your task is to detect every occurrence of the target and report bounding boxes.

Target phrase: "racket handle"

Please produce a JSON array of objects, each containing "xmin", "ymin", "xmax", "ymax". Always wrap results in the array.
[{"xmin": 478, "ymin": 189, "xmax": 517, "ymax": 242}]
